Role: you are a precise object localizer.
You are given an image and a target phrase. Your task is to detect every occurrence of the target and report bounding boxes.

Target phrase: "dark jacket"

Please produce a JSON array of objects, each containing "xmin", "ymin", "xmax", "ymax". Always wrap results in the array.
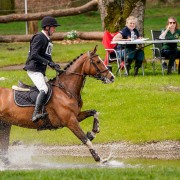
[
  {"xmin": 24, "ymin": 32, "xmax": 53, "ymax": 76},
  {"xmin": 120, "ymin": 26, "xmax": 140, "ymax": 49}
]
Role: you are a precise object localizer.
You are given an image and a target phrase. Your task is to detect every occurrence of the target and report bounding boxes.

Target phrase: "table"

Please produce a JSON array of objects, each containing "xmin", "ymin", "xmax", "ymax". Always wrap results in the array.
[
  {"xmin": 111, "ymin": 39, "xmax": 180, "ymax": 75},
  {"xmin": 111, "ymin": 39, "xmax": 180, "ymax": 45}
]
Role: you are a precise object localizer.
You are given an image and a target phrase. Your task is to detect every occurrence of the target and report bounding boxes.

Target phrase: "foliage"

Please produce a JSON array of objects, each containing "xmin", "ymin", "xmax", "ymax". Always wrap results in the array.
[{"xmin": 64, "ymin": 30, "xmax": 78, "ymax": 40}]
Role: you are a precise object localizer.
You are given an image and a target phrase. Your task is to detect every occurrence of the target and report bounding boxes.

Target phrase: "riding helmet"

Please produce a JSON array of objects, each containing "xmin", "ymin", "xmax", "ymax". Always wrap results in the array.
[{"xmin": 41, "ymin": 16, "xmax": 61, "ymax": 28}]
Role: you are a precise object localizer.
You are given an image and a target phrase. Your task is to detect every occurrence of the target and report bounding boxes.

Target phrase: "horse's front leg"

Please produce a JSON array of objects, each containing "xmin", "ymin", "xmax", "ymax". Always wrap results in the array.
[
  {"xmin": 0, "ymin": 120, "xmax": 11, "ymax": 165},
  {"xmin": 77, "ymin": 109, "xmax": 100, "ymax": 141},
  {"xmin": 68, "ymin": 119, "xmax": 101, "ymax": 162}
]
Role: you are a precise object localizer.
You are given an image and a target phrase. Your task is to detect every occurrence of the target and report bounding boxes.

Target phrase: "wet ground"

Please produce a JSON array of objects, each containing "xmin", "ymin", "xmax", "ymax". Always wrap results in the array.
[{"xmin": 0, "ymin": 141, "xmax": 179, "ymax": 171}]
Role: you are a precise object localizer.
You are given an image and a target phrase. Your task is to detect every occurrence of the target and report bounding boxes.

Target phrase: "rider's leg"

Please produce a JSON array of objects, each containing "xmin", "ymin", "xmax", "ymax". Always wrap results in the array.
[
  {"xmin": 32, "ymin": 90, "xmax": 47, "ymax": 122},
  {"xmin": 27, "ymin": 71, "xmax": 48, "ymax": 122}
]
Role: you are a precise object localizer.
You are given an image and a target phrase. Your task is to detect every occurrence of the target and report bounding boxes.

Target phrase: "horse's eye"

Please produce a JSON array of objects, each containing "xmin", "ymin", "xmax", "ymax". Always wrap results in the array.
[{"xmin": 96, "ymin": 60, "xmax": 101, "ymax": 64}]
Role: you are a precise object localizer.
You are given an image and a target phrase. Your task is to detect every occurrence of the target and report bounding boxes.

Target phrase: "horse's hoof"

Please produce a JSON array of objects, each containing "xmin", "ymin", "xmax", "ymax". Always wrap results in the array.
[
  {"xmin": 100, "ymin": 152, "xmax": 112, "ymax": 164},
  {"xmin": 89, "ymin": 149, "xmax": 101, "ymax": 162}
]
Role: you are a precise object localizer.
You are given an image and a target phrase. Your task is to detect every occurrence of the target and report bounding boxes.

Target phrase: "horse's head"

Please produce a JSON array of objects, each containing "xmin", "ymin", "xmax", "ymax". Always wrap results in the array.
[{"xmin": 84, "ymin": 45, "xmax": 115, "ymax": 84}]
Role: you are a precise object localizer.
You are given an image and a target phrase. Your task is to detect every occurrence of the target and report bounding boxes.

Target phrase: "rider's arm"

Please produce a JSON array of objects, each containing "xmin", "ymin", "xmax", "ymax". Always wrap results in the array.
[{"xmin": 29, "ymin": 35, "xmax": 50, "ymax": 65}]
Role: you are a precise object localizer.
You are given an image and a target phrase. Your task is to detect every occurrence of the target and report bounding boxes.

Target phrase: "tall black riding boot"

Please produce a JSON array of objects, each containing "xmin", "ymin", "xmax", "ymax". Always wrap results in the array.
[{"xmin": 32, "ymin": 90, "xmax": 47, "ymax": 122}]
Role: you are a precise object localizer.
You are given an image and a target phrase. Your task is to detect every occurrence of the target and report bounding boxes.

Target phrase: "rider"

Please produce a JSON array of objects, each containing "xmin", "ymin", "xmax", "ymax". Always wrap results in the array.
[{"xmin": 24, "ymin": 16, "xmax": 61, "ymax": 122}]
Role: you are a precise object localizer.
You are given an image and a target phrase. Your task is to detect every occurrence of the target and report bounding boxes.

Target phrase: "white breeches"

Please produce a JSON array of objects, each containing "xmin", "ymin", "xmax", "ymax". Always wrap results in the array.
[{"xmin": 27, "ymin": 70, "xmax": 48, "ymax": 94}]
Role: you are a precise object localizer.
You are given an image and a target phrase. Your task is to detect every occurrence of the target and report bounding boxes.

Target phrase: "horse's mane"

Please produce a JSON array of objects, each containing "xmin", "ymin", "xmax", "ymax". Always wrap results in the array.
[
  {"xmin": 64, "ymin": 53, "xmax": 83, "ymax": 70},
  {"xmin": 49, "ymin": 53, "xmax": 83, "ymax": 82}
]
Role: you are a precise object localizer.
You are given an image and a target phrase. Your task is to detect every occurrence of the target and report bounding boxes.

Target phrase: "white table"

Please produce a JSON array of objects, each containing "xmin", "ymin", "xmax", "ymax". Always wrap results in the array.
[
  {"xmin": 111, "ymin": 39, "xmax": 180, "ymax": 75},
  {"xmin": 111, "ymin": 39, "xmax": 180, "ymax": 45}
]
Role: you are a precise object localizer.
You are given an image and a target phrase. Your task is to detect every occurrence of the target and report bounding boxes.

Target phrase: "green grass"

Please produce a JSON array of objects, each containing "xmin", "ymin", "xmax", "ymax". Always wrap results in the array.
[
  {"xmin": 0, "ymin": 165, "xmax": 180, "ymax": 179},
  {"xmin": 0, "ymin": 42, "xmax": 106, "ymax": 67},
  {"xmin": 0, "ymin": 70, "xmax": 179, "ymax": 145},
  {"xmin": 144, "ymin": 7, "xmax": 180, "ymax": 38}
]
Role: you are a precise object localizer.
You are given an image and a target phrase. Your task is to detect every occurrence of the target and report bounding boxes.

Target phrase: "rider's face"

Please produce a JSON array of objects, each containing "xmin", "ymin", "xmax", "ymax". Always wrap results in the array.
[
  {"xmin": 45, "ymin": 26, "xmax": 56, "ymax": 36},
  {"xmin": 49, "ymin": 26, "xmax": 56, "ymax": 36}
]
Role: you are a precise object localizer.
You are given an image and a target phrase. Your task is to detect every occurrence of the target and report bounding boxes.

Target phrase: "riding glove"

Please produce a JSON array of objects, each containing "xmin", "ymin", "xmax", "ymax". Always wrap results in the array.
[{"xmin": 48, "ymin": 61, "xmax": 60, "ymax": 69}]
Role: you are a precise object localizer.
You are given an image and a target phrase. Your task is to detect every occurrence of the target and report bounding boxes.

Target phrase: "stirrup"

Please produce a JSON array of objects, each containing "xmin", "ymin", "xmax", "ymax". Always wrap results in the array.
[{"xmin": 32, "ymin": 112, "xmax": 48, "ymax": 123}]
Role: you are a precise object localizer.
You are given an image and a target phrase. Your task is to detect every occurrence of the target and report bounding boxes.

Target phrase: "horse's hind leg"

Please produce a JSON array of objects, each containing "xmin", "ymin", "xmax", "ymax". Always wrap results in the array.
[
  {"xmin": 0, "ymin": 120, "xmax": 11, "ymax": 165},
  {"xmin": 77, "ymin": 110, "xmax": 100, "ymax": 141}
]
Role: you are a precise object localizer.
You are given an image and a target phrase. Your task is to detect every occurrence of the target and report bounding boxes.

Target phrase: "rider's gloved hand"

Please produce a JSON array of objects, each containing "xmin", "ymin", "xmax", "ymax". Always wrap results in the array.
[{"xmin": 48, "ymin": 61, "xmax": 60, "ymax": 69}]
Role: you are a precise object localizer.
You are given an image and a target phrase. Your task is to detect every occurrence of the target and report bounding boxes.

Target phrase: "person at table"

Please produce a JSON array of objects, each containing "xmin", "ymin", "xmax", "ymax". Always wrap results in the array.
[
  {"xmin": 112, "ymin": 16, "xmax": 144, "ymax": 76},
  {"xmin": 159, "ymin": 17, "xmax": 180, "ymax": 74}
]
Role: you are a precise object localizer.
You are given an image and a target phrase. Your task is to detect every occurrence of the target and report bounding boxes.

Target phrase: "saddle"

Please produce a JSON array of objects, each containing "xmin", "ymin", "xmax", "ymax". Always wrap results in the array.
[{"xmin": 13, "ymin": 81, "xmax": 52, "ymax": 107}]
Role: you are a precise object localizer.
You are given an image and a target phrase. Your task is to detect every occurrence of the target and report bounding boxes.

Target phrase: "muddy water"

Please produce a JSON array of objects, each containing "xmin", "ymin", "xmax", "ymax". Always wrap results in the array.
[{"xmin": 0, "ymin": 144, "xmax": 179, "ymax": 171}]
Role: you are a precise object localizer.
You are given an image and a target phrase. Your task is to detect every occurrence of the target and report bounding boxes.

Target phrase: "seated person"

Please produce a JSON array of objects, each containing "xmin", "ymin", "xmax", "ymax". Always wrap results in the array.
[
  {"xmin": 159, "ymin": 16, "xmax": 180, "ymax": 74},
  {"xmin": 112, "ymin": 16, "xmax": 144, "ymax": 76}
]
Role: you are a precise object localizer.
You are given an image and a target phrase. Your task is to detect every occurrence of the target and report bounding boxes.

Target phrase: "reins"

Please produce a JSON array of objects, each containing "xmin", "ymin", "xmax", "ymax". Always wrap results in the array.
[{"xmin": 50, "ymin": 50, "xmax": 109, "ymax": 102}]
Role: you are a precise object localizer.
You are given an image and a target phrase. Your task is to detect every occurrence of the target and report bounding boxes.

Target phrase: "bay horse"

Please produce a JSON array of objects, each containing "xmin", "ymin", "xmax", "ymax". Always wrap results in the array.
[{"xmin": 0, "ymin": 46, "xmax": 114, "ymax": 164}]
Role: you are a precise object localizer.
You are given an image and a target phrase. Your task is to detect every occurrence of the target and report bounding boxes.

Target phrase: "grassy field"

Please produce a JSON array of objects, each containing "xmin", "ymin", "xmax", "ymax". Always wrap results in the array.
[
  {"xmin": 0, "ymin": 3, "xmax": 179, "ymax": 178},
  {"xmin": 0, "ymin": 69, "xmax": 179, "ymax": 145},
  {"xmin": 0, "ymin": 165, "xmax": 180, "ymax": 180}
]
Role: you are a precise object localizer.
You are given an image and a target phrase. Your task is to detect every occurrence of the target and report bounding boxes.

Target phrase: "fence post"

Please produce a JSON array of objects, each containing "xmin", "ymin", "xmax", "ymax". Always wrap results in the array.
[{"xmin": 28, "ymin": 21, "xmax": 38, "ymax": 34}]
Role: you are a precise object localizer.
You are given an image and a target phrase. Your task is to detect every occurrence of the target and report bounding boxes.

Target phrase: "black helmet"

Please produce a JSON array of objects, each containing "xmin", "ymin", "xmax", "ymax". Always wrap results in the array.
[{"xmin": 41, "ymin": 16, "xmax": 60, "ymax": 28}]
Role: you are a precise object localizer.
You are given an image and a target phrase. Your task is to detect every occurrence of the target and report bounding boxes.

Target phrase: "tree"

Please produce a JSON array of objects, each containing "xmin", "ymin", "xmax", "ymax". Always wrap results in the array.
[{"xmin": 98, "ymin": 0, "xmax": 146, "ymax": 36}]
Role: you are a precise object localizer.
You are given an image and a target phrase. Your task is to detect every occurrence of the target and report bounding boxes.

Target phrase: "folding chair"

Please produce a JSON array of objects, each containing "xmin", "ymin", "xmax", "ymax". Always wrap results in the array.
[
  {"xmin": 150, "ymin": 30, "xmax": 177, "ymax": 75},
  {"xmin": 102, "ymin": 31, "xmax": 124, "ymax": 76}
]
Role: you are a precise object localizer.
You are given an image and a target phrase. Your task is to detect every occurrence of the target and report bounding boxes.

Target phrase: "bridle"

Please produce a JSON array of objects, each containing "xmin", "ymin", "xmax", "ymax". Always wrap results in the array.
[
  {"xmin": 56, "ymin": 51, "xmax": 109, "ymax": 81},
  {"xmin": 51, "ymin": 51, "xmax": 110, "ymax": 102},
  {"xmin": 87, "ymin": 51, "xmax": 109, "ymax": 81}
]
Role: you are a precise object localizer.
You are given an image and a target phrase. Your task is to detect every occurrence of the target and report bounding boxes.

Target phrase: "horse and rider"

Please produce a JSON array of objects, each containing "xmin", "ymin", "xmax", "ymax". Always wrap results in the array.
[{"xmin": 0, "ymin": 16, "xmax": 115, "ymax": 164}]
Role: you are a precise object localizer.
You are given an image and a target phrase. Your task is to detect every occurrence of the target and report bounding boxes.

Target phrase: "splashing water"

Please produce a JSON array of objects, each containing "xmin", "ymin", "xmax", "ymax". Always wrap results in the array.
[{"xmin": 0, "ymin": 144, "xmax": 141, "ymax": 171}]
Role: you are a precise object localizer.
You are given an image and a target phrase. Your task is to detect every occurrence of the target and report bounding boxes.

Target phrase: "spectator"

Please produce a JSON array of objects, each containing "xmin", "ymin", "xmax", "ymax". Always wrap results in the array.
[
  {"xmin": 24, "ymin": 16, "xmax": 61, "ymax": 122},
  {"xmin": 159, "ymin": 17, "xmax": 180, "ymax": 74},
  {"xmin": 112, "ymin": 16, "xmax": 144, "ymax": 76}
]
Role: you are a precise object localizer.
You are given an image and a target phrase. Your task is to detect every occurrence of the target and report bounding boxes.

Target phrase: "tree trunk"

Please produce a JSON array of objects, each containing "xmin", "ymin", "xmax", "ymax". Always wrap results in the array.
[
  {"xmin": 98, "ymin": 0, "xmax": 146, "ymax": 35},
  {"xmin": 130, "ymin": 0, "xmax": 146, "ymax": 36}
]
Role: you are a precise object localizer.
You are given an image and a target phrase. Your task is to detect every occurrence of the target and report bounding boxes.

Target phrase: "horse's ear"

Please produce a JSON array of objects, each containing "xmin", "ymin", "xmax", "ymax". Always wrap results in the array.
[{"xmin": 93, "ymin": 45, "xmax": 98, "ymax": 53}]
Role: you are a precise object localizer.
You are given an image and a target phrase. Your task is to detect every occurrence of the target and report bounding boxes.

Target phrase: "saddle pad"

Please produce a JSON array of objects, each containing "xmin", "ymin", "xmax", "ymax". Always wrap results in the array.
[{"xmin": 14, "ymin": 85, "xmax": 52, "ymax": 107}]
